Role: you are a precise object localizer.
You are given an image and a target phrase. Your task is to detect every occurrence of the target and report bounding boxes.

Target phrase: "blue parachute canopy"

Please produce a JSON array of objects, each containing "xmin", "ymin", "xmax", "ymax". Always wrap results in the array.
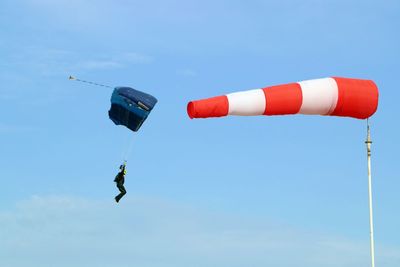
[{"xmin": 108, "ymin": 87, "xmax": 157, "ymax": 132}]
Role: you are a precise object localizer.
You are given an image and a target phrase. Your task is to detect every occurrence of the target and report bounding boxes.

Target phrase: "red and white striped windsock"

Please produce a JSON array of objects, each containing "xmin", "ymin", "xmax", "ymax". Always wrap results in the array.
[{"xmin": 187, "ymin": 77, "xmax": 379, "ymax": 120}]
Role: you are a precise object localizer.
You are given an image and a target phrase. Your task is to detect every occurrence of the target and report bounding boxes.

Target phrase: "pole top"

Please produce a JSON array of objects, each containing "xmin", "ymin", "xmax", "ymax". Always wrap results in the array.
[{"xmin": 365, "ymin": 119, "xmax": 372, "ymax": 144}]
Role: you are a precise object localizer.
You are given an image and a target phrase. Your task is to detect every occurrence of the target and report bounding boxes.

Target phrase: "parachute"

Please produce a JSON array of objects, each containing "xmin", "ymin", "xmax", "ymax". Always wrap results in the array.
[
  {"xmin": 69, "ymin": 76, "xmax": 158, "ymax": 203},
  {"xmin": 187, "ymin": 77, "xmax": 378, "ymax": 120},
  {"xmin": 69, "ymin": 76, "xmax": 158, "ymax": 132},
  {"xmin": 109, "ymin": 87, "xmax": 158, "ymax": 132}
]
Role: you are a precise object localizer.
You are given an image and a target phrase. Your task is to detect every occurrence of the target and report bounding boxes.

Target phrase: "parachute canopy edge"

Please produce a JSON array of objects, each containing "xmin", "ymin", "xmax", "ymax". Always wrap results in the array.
[{"xmin": 109, "ymin": 87, "xmax": 158, "ymax": 132}]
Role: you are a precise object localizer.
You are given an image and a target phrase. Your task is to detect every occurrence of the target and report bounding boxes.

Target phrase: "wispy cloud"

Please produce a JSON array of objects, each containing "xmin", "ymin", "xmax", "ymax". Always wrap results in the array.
[
  {"xmin": 76, "ymin": 60, "xmax": 123, "ymax": 70},
  {"xmin": 176, "ymin": 69, "xmax": 197, "ymax": 77},
  {"xmin": 0, "ymin": 46, "xmax": 154, "ymax": 106},
  {"xmin": 0, "ymin": 123, "xmax": 38, "ymax": 134},
  {"xmin": 76, "ymin": 52, "xmax": 153, "ymax": 71},
  {"xmin": 2, "ymin": 46, "xmax": 153, "ymax": 75},
  {"xmin": 119, "ymin": 52, "xmax": 154, "ymax": 64},
  {"xmin": 1, "ymin": 195, "xmax": 398, "ymax": 267}
]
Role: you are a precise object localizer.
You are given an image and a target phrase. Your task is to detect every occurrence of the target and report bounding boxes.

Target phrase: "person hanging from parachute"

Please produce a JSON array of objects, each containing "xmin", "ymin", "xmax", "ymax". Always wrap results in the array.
[
  {"xmin": 114, "ymin": 161, "xmax": 127, "ymax": 203},
  {"xmin": 108, "ymin": 85, "xmax": 157, "ymax": 202},
  {"xmin": 69, "ymin": 76, "xmax": 158, "ymax": 203}
]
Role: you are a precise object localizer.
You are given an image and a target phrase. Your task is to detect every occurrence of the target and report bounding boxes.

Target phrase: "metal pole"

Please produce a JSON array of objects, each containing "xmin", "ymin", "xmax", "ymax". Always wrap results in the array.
[{"xmin": 365, "ymin": 120, "xmax": 376, "ymax": 267}]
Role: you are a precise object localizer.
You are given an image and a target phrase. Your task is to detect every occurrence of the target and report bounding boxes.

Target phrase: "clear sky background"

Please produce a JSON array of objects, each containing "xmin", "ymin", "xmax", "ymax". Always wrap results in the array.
[{"xmin": 1, "ymin": 0, "xmax": 399, "ymax": 266}]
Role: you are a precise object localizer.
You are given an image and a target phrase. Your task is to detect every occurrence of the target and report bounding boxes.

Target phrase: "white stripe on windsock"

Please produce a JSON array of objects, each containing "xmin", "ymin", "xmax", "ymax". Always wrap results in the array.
[
  {"xmin": 298, "ymin": 78, "xmax": 338, "ymax": 115},
  {"xmin": 227, "ymin": 89, "xmax": 265, "ymax": 115}
]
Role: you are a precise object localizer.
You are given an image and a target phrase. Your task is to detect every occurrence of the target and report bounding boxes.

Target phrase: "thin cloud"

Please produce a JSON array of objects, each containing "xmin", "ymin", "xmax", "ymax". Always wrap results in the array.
[
  {"xmin": 76, "ymin": 52, "xmax": 154, "ymax": 70},
  {"xmin": 3, "ymin": 46, "xmax": 153, "ymax": 74},
  {"xmin": 1, "ymin": 195, "xmax": 398, "ymax": 267},
  {"xmin": 76, "ymin": 60, "xmax": 123, "ymax": 70},
  {"xmin": 176, "ymin": 69, "xmax": 197, "ymax": 77},
  {"xmin": 0, "ymin": 123, "xmax": 38, "ymax": 134},
  {"xmin": 120, "ymin": 52, "xmax": 154, "ymax": 64}
]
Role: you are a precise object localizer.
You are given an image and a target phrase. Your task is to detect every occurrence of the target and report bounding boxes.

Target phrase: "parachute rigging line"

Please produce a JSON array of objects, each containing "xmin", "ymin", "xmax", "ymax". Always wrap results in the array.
[
  {"xmin": 120, "ymin": 133, "xmax": 136, "ymax": 163},
  {"xmin": 69, "ymin": 75, "xmax": 113, "ymax": 88},
  {"xmin": 69, "ymin": 75, "xmax": 135, "ymax": 161},
  {"xmin": 69, "ymin": 75, "xmax": 157, "ymax": 165}
]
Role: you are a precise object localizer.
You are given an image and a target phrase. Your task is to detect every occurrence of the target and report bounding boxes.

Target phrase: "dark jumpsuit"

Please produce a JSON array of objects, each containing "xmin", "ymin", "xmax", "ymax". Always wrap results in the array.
[{"xmin": 114, "ymin": 168, "xmax": 127, "ymax": 202}]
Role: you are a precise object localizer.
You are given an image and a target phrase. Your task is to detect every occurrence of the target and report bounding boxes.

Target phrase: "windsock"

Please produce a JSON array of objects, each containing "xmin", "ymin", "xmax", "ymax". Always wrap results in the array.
[{"xmin": 187, "ymin": 77, "xmax": 378, "ymax": 120}]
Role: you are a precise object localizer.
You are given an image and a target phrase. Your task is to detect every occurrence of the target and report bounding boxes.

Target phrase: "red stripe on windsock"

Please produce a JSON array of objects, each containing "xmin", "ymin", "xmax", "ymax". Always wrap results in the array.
[
  {"xmin": 187, "ymin": 95, "xmax": 229, "ymax": 119},
  {"xmin": 262, "ymin": 83, "xmax": 303, "ymax": 115},
  {"xmin": 331, "ymin": 77, "xmax": 379, "ymax": 119}
]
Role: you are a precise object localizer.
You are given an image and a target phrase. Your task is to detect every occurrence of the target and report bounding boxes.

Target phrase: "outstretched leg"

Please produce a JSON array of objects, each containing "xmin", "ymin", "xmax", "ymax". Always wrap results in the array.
[{"xmin": 115, "ymin": 184, "xmax": 127, "ymax": 203}]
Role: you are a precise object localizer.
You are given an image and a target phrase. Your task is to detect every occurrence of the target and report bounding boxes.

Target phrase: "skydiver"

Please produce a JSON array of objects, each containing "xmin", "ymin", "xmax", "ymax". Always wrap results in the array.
[{"xmin": 114, "ymin": 162, "xmax": 127, "ymax": 203}]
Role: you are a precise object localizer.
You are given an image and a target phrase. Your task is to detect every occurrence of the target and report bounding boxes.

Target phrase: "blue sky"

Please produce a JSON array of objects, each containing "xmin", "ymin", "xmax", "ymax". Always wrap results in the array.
[{"xmin": 1, "ymin": 0, "xmax": 399, "ymax": 266}]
